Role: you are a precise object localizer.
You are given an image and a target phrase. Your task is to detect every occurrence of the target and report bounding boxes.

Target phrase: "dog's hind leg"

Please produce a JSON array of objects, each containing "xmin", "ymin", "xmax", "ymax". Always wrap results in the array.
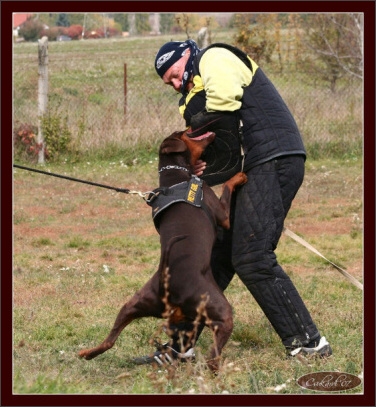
[
  {"xmin": 206, "ymin": 318, "xmax": 233, "ymax": 372},
  {"xmin": 79, "ymin": 235, "xmax": 187, "ymax": 361},
  {"xmin": 79, "ymin": 274, "xmax": 163, "ymax": 360},
  {"xmin": 203, "ymin": 293, "xmax": 234, "ymax": 372}
]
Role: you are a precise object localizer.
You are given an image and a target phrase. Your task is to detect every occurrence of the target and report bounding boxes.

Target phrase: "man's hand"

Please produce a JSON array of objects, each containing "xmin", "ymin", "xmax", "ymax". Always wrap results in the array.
[{"xmin": 193, "ymin": 160, "xmax": 207, "ymax": 176}]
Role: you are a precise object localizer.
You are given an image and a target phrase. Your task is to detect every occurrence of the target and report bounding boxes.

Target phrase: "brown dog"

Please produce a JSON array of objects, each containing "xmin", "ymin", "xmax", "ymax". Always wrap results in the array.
[{"xmin": 79, "ymin": 130, "xmax": 247, "ymax": 371}]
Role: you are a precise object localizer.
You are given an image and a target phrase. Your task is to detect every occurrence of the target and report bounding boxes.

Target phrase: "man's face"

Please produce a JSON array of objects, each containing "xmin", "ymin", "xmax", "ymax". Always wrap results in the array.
[{"xmin": 162, "ymin": 49, "xmax": 191, "ymax": 92}]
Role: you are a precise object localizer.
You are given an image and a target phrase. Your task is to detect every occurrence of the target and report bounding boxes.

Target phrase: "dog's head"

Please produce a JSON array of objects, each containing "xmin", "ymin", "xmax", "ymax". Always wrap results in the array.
[{"xmin": 159, "ymin": 130, "xmax": 215, "ymax": 172}]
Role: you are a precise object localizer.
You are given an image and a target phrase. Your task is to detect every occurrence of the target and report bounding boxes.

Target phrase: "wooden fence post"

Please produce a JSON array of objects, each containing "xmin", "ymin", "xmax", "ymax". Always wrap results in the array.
[{"xmin": 37, "ymin": 36, "xmax": 48, "ymax": 164}]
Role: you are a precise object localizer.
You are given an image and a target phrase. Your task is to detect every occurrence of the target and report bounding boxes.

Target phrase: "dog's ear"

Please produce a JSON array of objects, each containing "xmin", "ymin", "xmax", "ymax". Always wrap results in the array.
[{"xmin": 160, "ymin": 138, "xmax": 187, "ymax": 155}]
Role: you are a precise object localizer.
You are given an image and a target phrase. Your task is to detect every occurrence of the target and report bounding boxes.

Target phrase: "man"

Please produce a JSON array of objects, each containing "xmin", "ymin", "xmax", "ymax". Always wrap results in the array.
[{"xmin": 135, "ymin": 40, "xmax": 332, "ymax": 366}]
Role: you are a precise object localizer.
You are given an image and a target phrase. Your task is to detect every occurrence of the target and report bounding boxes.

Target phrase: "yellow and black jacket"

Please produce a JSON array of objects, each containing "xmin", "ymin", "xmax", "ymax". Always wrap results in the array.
[{"xmin": 179, "ymin": 43, "xmax": 306, "ymax": 173}]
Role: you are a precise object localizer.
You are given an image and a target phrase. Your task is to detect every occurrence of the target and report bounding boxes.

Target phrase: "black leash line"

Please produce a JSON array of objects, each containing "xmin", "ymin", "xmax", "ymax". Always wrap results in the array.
[
  {"xmin": 13, "ymin": 165, "xmax": 361, "ymax": 289},
  {"xmin": 13, "ymin": 163, "xmax": 132, "ymax": 194}
]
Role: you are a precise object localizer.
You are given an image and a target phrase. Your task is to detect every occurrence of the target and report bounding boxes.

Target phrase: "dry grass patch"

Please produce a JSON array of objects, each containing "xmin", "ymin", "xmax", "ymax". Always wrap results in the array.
[{"xmin": 12, "ymin": 156, "xmax": 363, "ymax": 394}]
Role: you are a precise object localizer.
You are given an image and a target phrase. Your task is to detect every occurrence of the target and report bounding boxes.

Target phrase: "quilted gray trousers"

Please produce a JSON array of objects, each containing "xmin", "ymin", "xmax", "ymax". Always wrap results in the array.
[{"xmin": 211, "ymin": 155, "xmax": 320, "ymax": 348}]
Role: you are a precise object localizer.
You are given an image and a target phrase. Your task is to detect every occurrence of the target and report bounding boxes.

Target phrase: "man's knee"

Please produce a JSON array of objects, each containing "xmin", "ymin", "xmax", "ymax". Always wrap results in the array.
[{"xmin": 233, "ymin": 258, "xmax": 275, "ymax": 287}]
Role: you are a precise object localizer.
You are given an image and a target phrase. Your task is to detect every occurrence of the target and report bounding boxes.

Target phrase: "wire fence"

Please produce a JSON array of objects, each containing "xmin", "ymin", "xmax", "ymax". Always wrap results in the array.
[{"xmin": 13, "ymin": 35, "xmax": 363, "ymax": 159}]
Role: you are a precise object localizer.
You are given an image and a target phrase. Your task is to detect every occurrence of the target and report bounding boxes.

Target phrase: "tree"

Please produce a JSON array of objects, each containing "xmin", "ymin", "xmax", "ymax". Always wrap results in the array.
[
  {"xmin": 114, "ymin": 13, "xmax": 129, "ymax": 32},
  {"xmin": 56, "ymin": 13, "xmax": 70, "ymax": 27},
  {"xmin": 65, "ymin": 13, "xmax": 86, "ymax": 26},
  {"xmin": 175, "ymin": 13, "xmax": 201, "ymax": 39},
  {"xmin": 18, "ymin": 17, "xmax": 44, "ymax": 41},
  {"xmin": 135, "ymin": 14, "xmax": 151, "ymax": 35},
  {"xmin": 160, "ymin": 14, "xmax": 174, "ymax": 34},
  {"xmin": 150, "ymin": 13, "xmax": 160, "ymax": 35},
  {"xmin": 124, "ymin": 13, "xmax": 151, "ymax": 35},
  {"xmin": 128, "ymin": 13, "xmax": 136, "ymax": 36},
  {"xmin": 38, "ymin": 13, "xmax": 82, "ymax": 27},
  {"xmin": 299, "ymin": 13, "xmax": 363, "ymax": 91},
  {"xmin": 228, "ymin": 13, "xmax": 257, "ymax": 29},
  {"xmin": 232, "ymin": 14, "xmax": 278, "ymax": 65}
]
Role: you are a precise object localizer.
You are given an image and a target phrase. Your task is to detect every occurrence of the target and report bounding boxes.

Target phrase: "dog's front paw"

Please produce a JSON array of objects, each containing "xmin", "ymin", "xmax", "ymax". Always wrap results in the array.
[{"xmin": 233, "ymin": 172, "xmax": 248, "ymax": 186}]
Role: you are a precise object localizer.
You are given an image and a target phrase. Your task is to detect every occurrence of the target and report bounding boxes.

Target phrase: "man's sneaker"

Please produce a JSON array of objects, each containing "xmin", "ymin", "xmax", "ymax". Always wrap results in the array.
[
  {"xmin": 289, "ymin": 336, "xmax": 332, "ymax": 358},
  {"xmin": 132, "ymin": 342, "xmax": 195, "ymax": 366}
]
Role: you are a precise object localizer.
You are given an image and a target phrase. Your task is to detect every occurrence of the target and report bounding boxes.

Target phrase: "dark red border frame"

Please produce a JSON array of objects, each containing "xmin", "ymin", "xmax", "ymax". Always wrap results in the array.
[{"xmin": 2, "ymin": 2, "xmax": 375, "ymax": 407}]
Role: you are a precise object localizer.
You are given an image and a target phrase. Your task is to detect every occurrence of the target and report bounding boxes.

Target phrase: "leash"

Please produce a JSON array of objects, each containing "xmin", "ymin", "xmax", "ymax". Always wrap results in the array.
[
  {"xmin": 283, "ymin": 227, "xmax": 363, "ymax": 291},
  {"xmin": 13, "ymin": 164, "xmax": 154, "ymax": 199},
  {"xmin": 13, "ymin": 164, "xmax": 362, "ymax": 290},
  {"xmin": 237, "ymin": 121, "xmax": 361, "ymax": 290}
]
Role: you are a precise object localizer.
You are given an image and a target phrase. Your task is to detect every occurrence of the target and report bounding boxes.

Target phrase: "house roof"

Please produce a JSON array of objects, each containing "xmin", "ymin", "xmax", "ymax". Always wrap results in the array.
[{"xmin": 13, "ymin": 13, "xmax": 33, "ymax": 29}]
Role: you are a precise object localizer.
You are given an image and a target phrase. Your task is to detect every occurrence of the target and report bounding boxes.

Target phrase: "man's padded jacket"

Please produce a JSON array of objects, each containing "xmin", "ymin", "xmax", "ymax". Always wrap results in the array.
[{"xmin": 179, "ymin": 43, "xmax": 306, "ymax": 173}]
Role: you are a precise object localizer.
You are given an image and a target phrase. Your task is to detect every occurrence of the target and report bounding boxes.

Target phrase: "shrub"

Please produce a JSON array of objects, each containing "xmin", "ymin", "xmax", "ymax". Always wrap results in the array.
[
  {"xmin": 41, "ymin": 26, "xmax": 63, "ymax": 42},
  {"xmin": 40, "ymin": 106, "xmax": 72, "ymax": 161},
  {"xmin": 233, "ymin": 14, "xmax": 277, "ymax": 64},
  {"xmin": 106, "ymin": 27, "xmax": 122, "ymax": 37},
  {"xmin": 13, "ymin": 122, "xmax": 46, "ymax": 163},
  {"xmin": 83, "ymin": 30, "xmax": 103, "ymax": 39},
  {"xmin": 19, "ymin": 18, "xmax": 44, "ymax": 42},
  {"xmin": 65, "ymin": 25, "xmax": 83, "ymax": 40},
  {"xmin": 13, "ymin": 108, "xmax": 74, "ymax": 163}
]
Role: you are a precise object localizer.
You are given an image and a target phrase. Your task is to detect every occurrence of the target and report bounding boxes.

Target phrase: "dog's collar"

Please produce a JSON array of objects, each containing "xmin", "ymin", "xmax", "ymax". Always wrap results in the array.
[{"xmin": 158, "ymin": 165, "xmax": 189, "ymax": 174}]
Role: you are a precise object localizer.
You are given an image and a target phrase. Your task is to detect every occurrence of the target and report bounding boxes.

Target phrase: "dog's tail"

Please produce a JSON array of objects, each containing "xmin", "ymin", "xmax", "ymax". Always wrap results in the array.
[
  {"xmin": 161, "ymin": 234, "xmax": 187, "ymax": 270},
  {"xmin": 160, "ymin": 235, "xmax": 187, "ymax": 296}
]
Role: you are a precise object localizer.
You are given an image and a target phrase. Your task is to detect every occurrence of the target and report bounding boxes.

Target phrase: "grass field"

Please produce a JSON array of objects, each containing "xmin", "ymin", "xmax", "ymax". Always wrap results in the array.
[
  {"xmin": 12, "ymin": 27, "xmax": 364, "ymax": 397},
  {"xmin": 13, "ymin": 154, "xmax": 363, "ymax": 395},
  {"xmin": 13, "ymin": 32, "xmax": 362, "ymax": 159}
]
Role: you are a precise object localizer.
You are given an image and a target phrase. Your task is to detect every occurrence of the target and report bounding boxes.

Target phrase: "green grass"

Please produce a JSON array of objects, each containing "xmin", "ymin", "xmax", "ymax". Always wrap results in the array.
[
  {"xmin": 12, "ymin": 26, "xmax": 364, "ymax": 396},
  {"xmin": 13, "ymin": 32, "xmax": 362, "ymax": 162},
  {"xmin": 13, "ymin": 156, "xmax": 363, "ymax": 395}
]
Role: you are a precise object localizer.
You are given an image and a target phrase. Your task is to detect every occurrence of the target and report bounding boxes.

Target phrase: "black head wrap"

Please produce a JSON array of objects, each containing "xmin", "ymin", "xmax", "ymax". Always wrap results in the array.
[{"xmin": 155, "ymin": 40, "xmax": 200, "ymax": 93}]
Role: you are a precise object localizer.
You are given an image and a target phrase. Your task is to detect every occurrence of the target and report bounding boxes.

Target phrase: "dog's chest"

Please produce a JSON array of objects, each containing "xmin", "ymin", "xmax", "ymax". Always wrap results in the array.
[{"xmin": 146, "ymin": 176, "xmax": 212, "ymax": 231}]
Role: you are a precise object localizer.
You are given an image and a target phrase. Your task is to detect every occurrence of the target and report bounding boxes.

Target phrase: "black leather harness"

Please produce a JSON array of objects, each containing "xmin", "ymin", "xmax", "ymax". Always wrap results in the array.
[{"xmin": 146, "ymin": 175, "xmax": 214, "ymax": 232}]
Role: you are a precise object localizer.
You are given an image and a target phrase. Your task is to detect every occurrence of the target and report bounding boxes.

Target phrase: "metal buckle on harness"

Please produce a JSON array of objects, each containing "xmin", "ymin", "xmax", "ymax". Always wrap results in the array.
[{"xmin": 144, "ymin": 190, "xmax": 160, "ymax": 204}]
